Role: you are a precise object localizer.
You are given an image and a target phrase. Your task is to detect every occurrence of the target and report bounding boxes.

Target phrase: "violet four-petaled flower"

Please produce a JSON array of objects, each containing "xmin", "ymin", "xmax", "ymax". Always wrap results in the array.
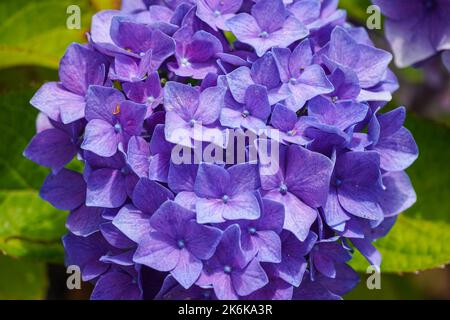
[{"xmin": 133, "ymin": 201, "xmax": 223, "ymax": 288}]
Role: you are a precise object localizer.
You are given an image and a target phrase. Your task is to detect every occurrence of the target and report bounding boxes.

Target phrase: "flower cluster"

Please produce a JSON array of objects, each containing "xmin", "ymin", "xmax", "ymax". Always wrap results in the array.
[
  {"xmin": 373, "ymin": 0, "xmax": 450, "ymax": 71},
  {"xmin": 24, "ymin": 0, "xmax": 418, "ymax": 300}
]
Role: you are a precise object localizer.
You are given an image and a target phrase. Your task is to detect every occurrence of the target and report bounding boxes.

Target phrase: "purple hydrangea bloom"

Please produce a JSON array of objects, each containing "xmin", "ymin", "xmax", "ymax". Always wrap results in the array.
[
  {"xmin": 227, "ymin": 0, "xmax": 308, "ymax": 56},
  {"xmin": 25, "ymin": 0, "xmax": 419, "ymax": 300},
  {"xmin": 368, "ymin": 107, "xmax": 419, "ymax": 172},
  {"xmin": 303, "ymin": 96, "xmax": 369, "ymax": 154},
  {"xmin": 220, "ymin": 195, "xmax": 285, "ymax": 263},
  {"xmin": 272, "ymin": 39, "xmax": 334, "ymax": 111},
  {"xmin": 196, "ymin": 0, "xmax": 243, "ymax": 31},
  {"xmin": 164, "ymin": 81, "xmax": 226, "ymax": 147},
  {"xmin": 30, "ymin": 44, "xmax": 108, "ymax": 124},
  {"xmin": 91, "ymin": 268, "xmax": 142, "ymax": 300},
  {"xmin": 196, "ymin": 224, "xmax": 269, "ymax": 300},
  {"xmin": 267, "ymin": 231, "xmax": 317, "ymax": 287},
  {"xmin": 220, "ymin": 84, "xmax": 271, "ymax": 133},
  {"xmin": 225, "ymin": 52, "xmax": 287, "ymax": 105},
  {"xmin": 134, "ymin": 201, "xmax": 222, "ymax": 288},
  {"xmin": 127, "ymin": 124, "xmax": 173, "ymax": 182},
  {"xmin": 324, "ymin": 27, "xmax": 393, "ymax": 95},
  {"xmin": 259, "ymin": 144, "xmax": 333, "ymax": 241},
  {"xmin": 113, "ymin": 178, "xmax": 175, "ymax": 243},
  {"xmin": 169, "ymin": 28, "xmax": 224, "ymax": 79},
  {"xmin": 194, "ymin": 163, "xmax": 261, "ymax": 223},
  {"xmin": 81, "ymin": 86, "xmax": 147, "ymax": 157},
  {"xmin": 324, "ymin": 151, "xmax": 384, "ymax": 230},
  {"xmin": 123, "ymin": 71, "xmax": 163, "ymax": 117},
  {"xmin": 268, "ymin": 104, "xmax": 310, "ymax": 145},
  {"xmin": 24, "ymin": 120, "xmax": 84, "ymax": 172},
  {"xmin": 373, "ymin": 0, "xmax": 450, "ymax": 68},
  {"xmin": 84, "ymin": 151, "xmax": 138, "ymax": 208},
  {"xmin": 110, "ymin": 18, "xmax": 175, "ymax": 64}
]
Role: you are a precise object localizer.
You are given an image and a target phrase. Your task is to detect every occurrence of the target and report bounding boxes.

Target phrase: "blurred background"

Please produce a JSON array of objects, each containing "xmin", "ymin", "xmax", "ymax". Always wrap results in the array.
[{"xmin": 0, "ymin": 0, "xmax": 448, "ymax": 300}]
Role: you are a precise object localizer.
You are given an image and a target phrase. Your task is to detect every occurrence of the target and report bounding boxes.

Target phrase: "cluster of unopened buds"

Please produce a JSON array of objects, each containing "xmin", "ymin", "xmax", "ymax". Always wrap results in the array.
[{"xmin": 24, "ymin": 0, "xmax": 418, "ymax": 300}]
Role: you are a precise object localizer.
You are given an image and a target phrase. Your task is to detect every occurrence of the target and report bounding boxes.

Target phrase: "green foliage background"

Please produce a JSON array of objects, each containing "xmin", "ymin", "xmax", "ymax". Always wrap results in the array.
[{"xmin": 0, "ymin": 0, "xmax": 448, "ymax": 299}]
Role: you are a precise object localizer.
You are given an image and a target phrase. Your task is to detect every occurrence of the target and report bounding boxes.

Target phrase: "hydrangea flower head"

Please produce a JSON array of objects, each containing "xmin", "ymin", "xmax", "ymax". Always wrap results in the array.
[{"xmin": 24, "ymin": 0, "xmax": 419, "ymax": 300}]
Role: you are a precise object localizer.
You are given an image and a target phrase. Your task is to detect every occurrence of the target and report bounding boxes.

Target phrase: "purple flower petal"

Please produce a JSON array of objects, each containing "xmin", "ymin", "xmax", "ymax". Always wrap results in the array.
[
  {"xmin": 113, "ymin": 204, "xmax": 153, "ymax": 243},
  {"xmin": 67, "ymin": 205, "xmax": 103, "ymax": 237},
  {"xmin": 30, "ymin": 82, "xmax": 85, "ymax": 123},
  {"xmin": 132, "ymin": 178, "xmax": 174, "ymax": 214},
  {"xmin": 171, "ymin": 249, "xmax": 202, "ymax": 288},
  {"xmin": 59, "ymin": 43, "xmax": 107, "ymax": 96},
  {"xmin": 85, "ymin": 86, "xmax": 125, "ymax": 123},
  {"xmin": 91, "ymin": 271, "xmax": 142, "ymax": 300},
  {"xmin": 82, "ymin": 119, "xmax": 118, "ymax": 157},
  {"xmin": 40, "ymin": 169, "xmax": 86, "ymax": 211},
  {"xmin": 133, "ymin": 232, "xmax": 180, "ymax": 271},
  {"xmin": 86, "ymin": 168, "xmax": 127, "ymax": 208},
  {"xmin": 285, "ymin": 145, "xmax": 334, "ymax": 208},
  {"xmin": 24, "ymin": 128, "xmax": 77, "ymax": 172},
  {"xmin": 232, "ymin": 258, "xmax": 268, "ymax": 296}
]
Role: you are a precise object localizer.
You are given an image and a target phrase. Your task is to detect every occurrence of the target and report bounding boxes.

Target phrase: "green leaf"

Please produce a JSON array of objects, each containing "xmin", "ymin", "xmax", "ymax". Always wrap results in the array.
[
  {"xmin": 0, "ymin": 90, "xmax": 67, "ymax": 262},
  {"xmin": 339, "ymin": 0, "xmax": 372, "ymax": 23},
  {"xmin": 0, "ymin": 254, "xmax": 48, "ymax": 299},
  {"xmin": 0, "ymin": 0, "xmax": 94, "ymax": 69},
  {"xmin": 351, "ymin": 115, "xmax": 450, "ymax": 273}
]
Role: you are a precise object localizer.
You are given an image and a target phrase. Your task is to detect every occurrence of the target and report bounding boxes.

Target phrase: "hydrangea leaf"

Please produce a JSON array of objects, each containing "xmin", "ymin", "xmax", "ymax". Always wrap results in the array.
[
  {"xmin": 350, "ymin": 215, "xmax": 450, "ymax": 273},
  {"xmin": 0, "ymin": 0, "xmax": 93, "ymax": 69},
  {"xmin": 351, "ymin": 116, "xmax": 450, "ymax": 273},
  {"xmin": 0, "ymin": 254, "xmax": 48, "ymax": 299},
  {"xmin": 0, "ymin": 90, "xmax": 67, "ymax": 262},
  {"xmin": 338, "ymin": 0, "xmax": 372, "ymax": 23}
]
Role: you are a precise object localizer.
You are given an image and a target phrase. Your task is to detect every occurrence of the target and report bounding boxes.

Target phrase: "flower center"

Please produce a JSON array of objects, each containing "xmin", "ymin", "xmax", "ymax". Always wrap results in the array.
[
  {"xmin": 214, "ymin": 10, "xmax": 221, "ymax": 17},
  {"xmin": 189, "ymin": 119, "xmax": 196, "ymax": 128},
  {"xmin": 289, "ymin": 78, "xmax": 297, "ymax": 85},
  {"xmin": 181, "ymin": 58, "xmax": 191, "ymax": 67},
  {"xmin": 223, "ymin": 265, "xmax": 232, "ymax": 274},
  {"xmin": 259, "ymin": 31, "xmax": 269, "ymax": 38},
  {"xmin": 248, "ymin": 227, "xmax": 257, "ymax": 235},
  {"xmin": 335, "ymin": 178, "xmax": 343, "ymax": 187},
  {"xmin": 241, "ymin": 110, "xmax": 250, "ymax": 118},
  {"xmin": 147, "ymin": 96, "xmax": 155, "ymax": 104},
  {"xmin": 287, "ymin": 130, "xmax": 296, "ymax": 137},
  {"xmin": 114, "ymin": 123, "xmax": 122, "ymax": 133},
  {"xmin": 177, "ymin": 239, "xmax": 185, "ymax": 249},
  {"xmin": 332, "ymin": 96, "xmax": 339, "ymax": 103},
  {"xmin": 279, "ymin": 183, "xmax": 288, "ymax": 195},
  {"xmin": 222, "ymin": 194, "xmax": 230, "ymax": 204}
]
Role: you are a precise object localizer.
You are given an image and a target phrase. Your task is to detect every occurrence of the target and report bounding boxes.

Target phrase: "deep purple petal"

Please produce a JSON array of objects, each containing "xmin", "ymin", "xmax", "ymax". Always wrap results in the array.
[
  {"xmin": 67, "ymin": 205, "xmax": 103, "ymax": 237},
  {"xmin": 24, "ymin": 129, "xmax": 77, "ymax": 171},
  {"xmin": 86, "ymin": 168, "xmax": 127, "ymax": 208},
  {"xmin": 40, "ymin": 169, "xmax": 86, "ymax": 211},
  {"xmin": 91, "ymin": 271, "xmax": 141, "ymax": 300},
  {"xmin": 132, "ymin": 178, "xmax": 174, "ymax": 214}
]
